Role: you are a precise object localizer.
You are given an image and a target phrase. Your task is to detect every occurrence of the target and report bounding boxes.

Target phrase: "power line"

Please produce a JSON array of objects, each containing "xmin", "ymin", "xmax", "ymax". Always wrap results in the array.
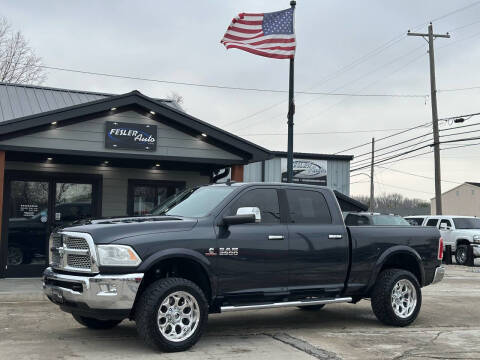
[
  {"xmin": 377, "ymin": 166, "xmax": 462, "ymax": 184},
  {"xmin": 351, "ymin": 137, "xmax": 433, "ymax": 167},
  {"xmin": 439, "ymin": 121, "xmax": 480, "ymax": 132},
  {"xmin": 352, "ymin": 131, "xmax": 433, "ymax": 160},
  {"xmin": 335, "ymin": 121, "xmax": 430, "ymax": 154},
  {"xmin": 438, "ymin": 111, "xmax": 480, "ymax": 121},
  {"xmin": 351, "ymin": 143, "xmax": 432, "ymax": 172},
  {"xmin": 438, "ymin": 85, "xmax": 480, "ymax": 93},
  {"xmin": 374, "ymin": 180, "xmax": 433, "ymax": 195},
  {"xmin": 238, "ymin": 127, "xmax": 414, "ymax": 137},
  {"xmin": 440, "ymin": 128, "xmax": 480, "ymax": 139}
]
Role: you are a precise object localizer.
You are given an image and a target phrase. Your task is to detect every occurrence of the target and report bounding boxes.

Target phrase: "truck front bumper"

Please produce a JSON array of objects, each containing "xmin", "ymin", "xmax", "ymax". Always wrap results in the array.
[
  {"xmin": 43, "ymin": 267, "xmax": 144, "ymax": 318},
  {"xmin": 473, "ymin": 244, "xmax": 480, "ymax": 257},
  {"xmin": 431, "ymin": 266, "xmax": 445, "ymax": 285}
]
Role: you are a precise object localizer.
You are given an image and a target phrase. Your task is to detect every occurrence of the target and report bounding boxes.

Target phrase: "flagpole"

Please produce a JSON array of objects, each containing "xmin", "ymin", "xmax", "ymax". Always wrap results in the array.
[{"xmin": 286, "ymin": 0, "xmax": 296, "ymax": 183}]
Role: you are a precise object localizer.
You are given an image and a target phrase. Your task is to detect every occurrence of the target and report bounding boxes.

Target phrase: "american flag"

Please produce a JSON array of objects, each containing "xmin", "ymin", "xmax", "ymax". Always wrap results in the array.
[{"xmin": 221, "ymin": 8, "xmax": 296, "ymax": 59}]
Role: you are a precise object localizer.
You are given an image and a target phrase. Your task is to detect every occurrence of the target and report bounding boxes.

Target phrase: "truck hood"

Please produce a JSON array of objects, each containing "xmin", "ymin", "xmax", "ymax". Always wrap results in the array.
[
  {"xmin": 59, "ymin": 216, "xmax": 198, "ymax": 244},
  {"xmin": 449, "ymin": 229, "xmax": 480, "ymax": 239}
]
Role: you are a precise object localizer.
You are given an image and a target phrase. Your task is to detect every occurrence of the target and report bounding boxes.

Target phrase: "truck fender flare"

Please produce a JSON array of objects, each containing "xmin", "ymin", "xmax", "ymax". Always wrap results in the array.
[
  {"xmin": 367, "ymin": 246, "xmax": 425, "ymax": 291},
  {"xmin": 137, "ymin": 248, "xmax": 217, "ymax": 299}
]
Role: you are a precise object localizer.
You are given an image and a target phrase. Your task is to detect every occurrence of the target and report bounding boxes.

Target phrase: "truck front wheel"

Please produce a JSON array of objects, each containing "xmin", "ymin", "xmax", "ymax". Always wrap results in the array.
[
  {"xmin": 455, "ymin": 245, "xmax": 468, "ymax": 265},
  {"xmin": 135, "ymin": 277, "xmax": 208, "ymax": 352},
  {"xmin": 72, "ymin": 314, "xmax": 122, "ymax": 329},
  {"xmin": 371, "ymin": 269, "xmax": 422, "ymax": 327}
]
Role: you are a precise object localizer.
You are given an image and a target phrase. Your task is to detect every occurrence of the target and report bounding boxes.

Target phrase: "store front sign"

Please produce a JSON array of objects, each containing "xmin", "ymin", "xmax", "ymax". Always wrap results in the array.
[
  {"xmin": 281, "ymin": 158, "xmax": 328, "ymax": 185},
  {"xmin": 105, "ymin": 121, "xmax": 157, "ymax": 151}
]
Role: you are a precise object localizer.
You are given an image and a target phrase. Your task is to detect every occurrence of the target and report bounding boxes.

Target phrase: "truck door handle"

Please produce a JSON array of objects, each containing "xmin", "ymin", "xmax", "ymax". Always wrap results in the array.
[
  {"xmin": 268, "ymin": 235, "xmax": 284, "ymax": 240},
  {"xmin": 328, "ymin": 234, "xmax": 343, "ymax": 239}
]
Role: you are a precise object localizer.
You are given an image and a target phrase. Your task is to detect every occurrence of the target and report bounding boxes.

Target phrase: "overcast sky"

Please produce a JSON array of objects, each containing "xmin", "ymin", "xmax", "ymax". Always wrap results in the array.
[{"xmin": 1, "ymin": 0, "xmax": 479, "ymax": 200}]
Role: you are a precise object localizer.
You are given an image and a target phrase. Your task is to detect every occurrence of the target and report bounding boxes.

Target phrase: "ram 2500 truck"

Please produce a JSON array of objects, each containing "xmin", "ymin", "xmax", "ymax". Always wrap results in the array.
[{"xmin": 43, "ymin": 183, "xmax": 444, "ymax": 352}]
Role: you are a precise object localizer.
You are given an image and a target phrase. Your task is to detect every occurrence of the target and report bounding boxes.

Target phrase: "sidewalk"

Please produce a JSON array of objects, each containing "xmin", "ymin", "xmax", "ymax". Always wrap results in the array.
[{"xmin": 0, "ymin": 278, "xmax": 45, "ymax": 301}]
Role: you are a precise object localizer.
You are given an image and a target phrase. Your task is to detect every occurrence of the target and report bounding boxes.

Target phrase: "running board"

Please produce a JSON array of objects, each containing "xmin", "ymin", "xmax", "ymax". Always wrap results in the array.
[{"xmin": 220, "ymin": 297, "xmax": 352, "ymax": 313}]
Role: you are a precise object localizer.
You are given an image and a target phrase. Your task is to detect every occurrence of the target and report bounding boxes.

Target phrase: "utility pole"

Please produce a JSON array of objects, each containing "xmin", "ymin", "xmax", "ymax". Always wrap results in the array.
[
  {"xmin": 286, "ymin": 0, "xmax": 296, "ymax": 183},
  {"xmin": 370, "ymin": 138, "xmax": 375, "ymax": 212},
  {"xmin": 408, "ymin": 23, "xmax": 449, "ymax": 215}
]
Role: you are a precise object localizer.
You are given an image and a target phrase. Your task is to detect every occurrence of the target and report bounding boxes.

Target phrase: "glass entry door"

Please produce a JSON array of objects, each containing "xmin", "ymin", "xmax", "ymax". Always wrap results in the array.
[
  {"xmin": 6, "ymin": 180, "xmax": 50, "ymax": 276},
  {"xmin": 54, "ymin": 182, "xmax": 93, "ymax": 228},
  {"xmin": 3, "ymin": 173, "xmax": 101, "ymax": 278}
]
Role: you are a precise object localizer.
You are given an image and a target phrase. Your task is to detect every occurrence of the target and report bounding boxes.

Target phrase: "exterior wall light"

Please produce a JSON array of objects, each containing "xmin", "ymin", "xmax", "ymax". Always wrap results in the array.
[
  {"xmin": 150, "ymin": 111, "xmax": 156, "ymax": 115},
  {"xmin": 51, "ymin": 121, "xmax": 57, "ymax": 125},
  {"xmin": 47, "ymin": 157, "xmax": 53, "ymax": 161},
  {"xmin": 155, "ymin": 163, "xmax": 161, "ymax": 167},
  {"xmin": 201, "ymin": 133, "xmax": 207, "ymax": 137},
  {"xmin": 110, "ymin": 107, "xmax": 117, "ymax": 111}
]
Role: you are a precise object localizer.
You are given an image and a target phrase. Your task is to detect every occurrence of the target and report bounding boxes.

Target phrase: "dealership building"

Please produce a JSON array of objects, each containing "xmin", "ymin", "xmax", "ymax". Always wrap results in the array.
[{"xmin": 0, "ymin": 82, "xmax": 355, "ymax": 278}]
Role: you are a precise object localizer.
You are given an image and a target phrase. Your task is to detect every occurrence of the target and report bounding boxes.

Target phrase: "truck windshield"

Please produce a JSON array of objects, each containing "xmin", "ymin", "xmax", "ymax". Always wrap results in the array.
[
  {"xmin": 452, "ymin": 218, "xmax": 480, "ymax": 229},
  {"xmin": 151, "ymin": 186, "xmax": 235, "ymax": 218},
  {"xmin": 371, "ymin": 215, "xmax": 411, "ymax": 226}
]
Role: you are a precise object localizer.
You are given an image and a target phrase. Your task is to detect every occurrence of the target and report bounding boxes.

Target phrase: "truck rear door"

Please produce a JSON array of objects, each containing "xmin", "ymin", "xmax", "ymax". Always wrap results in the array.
[{"xmin": 285, "ymin": 188, "xmax": 349, "ymax": 297}]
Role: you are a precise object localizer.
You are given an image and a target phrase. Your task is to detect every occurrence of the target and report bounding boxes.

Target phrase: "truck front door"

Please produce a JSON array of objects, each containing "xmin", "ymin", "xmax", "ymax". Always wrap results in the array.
[
  {"xmin": 285, "ymin": 188, "xmax": 349, "ymax": 297},
  {"xmin": 216, "ymin": 188, "xmax": 289, "ymax": 299}
]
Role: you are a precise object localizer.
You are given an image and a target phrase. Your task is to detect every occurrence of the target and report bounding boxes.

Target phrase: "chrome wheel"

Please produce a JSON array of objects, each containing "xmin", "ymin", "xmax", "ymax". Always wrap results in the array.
[
  {"xmin": 456, "ymin": 246, "xmax": 467, "ymax": 264},
  {"xmin": 157, "ymin": 291, "xmax": 200, "ymax": 342},
  {"xmin": 391, "ymin": 279, "xmax": 417, "ymax": 319}
]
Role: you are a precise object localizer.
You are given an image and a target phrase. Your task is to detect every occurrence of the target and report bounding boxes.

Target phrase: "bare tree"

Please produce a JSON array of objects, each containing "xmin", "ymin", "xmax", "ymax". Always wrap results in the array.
[
  {"xmin": 0, "ymin": 17, "xmax": 45, "ymax": 84},
  {"xmin": 167, "ymin": 91, "xmax": 184, "ymax": 106}
]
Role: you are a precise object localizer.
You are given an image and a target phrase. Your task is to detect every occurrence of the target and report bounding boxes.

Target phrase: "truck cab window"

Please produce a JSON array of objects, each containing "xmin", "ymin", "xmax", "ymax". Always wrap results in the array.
[
  {"xmin": 286, "ymin": 190, "xmax": 332, "ymax": 224},
  {"xmin": 229, "ymin": 189, "xmax": 280, "ymax": 223},
  {"xmin": 426, "ymin": 219, "xmax": 439, "ymax": 227}
]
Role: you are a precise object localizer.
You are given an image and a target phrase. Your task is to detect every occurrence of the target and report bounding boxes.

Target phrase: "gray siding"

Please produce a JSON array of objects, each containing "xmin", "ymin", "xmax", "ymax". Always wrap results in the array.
[
  {"xmin": 0, "ymin": 110, "xmax": 242, "ymax": 161},
  {"xmin": 243, "ymin": 161, "xmax": 262, "ymax": 182},
  {"xmin": 326, "ymin": 159, "xmax": 350, "ymax": 195},
  {"xmin": 6, "ymin": 161, "xmax": 210, "ymax": 217},
  {"xmin": 243, "ymin": 157, "xmax": 350, "ymax": 195}
]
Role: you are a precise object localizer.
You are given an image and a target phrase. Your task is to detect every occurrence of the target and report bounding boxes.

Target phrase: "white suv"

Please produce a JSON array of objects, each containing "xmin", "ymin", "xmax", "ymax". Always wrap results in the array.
[{"xmin": 405, "ymin": 215, "xmax": 480, "ymax": 265}]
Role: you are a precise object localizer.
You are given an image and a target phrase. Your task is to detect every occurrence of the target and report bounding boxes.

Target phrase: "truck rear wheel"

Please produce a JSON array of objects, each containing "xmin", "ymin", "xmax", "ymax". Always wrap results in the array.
[
  {"xmin": 371, "ymin": 269, "xmax": 421, "ymax": 327},
  {"xmin": 135, "ymin": 277, "xmax": 208, "ymax": 352},
  {"xmin": 72, "ymin": 314, "xmax": 122, "ymax": 329}
]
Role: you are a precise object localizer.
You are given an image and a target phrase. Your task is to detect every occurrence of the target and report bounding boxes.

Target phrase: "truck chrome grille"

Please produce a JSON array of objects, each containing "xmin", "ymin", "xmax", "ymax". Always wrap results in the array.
[
  {"xmin": 49, "ymin": 232, "xmax": 98, "ymax": 273},
  {"xmin": 64, "ymin": 237, "xmax": 89, "ymax": 250},
  {"xmin": 67, "ymin": 254, "xmax": 91, "ymax": 269}
]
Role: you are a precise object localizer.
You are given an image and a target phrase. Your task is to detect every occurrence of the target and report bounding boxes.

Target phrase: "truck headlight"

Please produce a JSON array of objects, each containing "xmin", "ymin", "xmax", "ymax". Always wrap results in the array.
[
  {"xmin": 473, "ymin": 235, "xmax": 480, "ymax": 244},
  {"xmin": 96, "ymin": 245, "xmax": 142, "ymax": 267}
]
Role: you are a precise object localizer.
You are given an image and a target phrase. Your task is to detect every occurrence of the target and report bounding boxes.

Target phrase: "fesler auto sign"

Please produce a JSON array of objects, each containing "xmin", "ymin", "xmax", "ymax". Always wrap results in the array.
[
  {"xmin": 281, "ymin": 158, "xmax": 328, "ymax": 185},
  {"xmin": 105, "ymin": 121, "xmax": 157, "ymax": 151}
]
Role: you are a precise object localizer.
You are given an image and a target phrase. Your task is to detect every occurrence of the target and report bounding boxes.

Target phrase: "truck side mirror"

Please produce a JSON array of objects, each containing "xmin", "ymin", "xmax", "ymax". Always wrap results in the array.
[
  {"xmin": 236, "ymin": 207, "xmax": 261, "ymax": 223},
  {"xmin": 439, "ymin": 223, "xmax": 450, "ymax": 230},
  {"xmin": 221, "ymin": 207, "xmax": 261, "ymax": 227},
  {"xmin": 222, "ymin": 214, "xmax": 256, "ymax": 226}
]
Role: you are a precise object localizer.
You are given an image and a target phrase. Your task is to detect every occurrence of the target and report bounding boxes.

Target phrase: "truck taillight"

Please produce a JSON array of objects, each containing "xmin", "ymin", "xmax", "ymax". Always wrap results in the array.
[{"xmin": 438, "ymin": 237, "xmax": 444, "ymax": 260}]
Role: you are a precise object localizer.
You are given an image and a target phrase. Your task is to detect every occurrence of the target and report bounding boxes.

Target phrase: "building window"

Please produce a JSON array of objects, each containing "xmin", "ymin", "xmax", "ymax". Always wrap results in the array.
[
  {"xmin": 127, "ymin": 180, "xmax": 185, "ymax": 216},
  {"xmin": 456, "ymin": 191, "xmax": 460, "ymax": 196}
]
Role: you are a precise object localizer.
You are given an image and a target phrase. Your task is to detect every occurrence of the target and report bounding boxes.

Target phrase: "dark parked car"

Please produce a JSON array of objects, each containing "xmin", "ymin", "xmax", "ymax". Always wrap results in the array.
[{"xmin": 43, "ymin": 183, "xmax": 444, "ymax": 352}]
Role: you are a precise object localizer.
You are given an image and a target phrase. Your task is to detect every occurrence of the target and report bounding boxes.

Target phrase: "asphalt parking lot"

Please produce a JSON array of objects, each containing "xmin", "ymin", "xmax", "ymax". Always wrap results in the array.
[{"xmin": 1, "ymin": 264, "xmax": 479, "ymax": 360}]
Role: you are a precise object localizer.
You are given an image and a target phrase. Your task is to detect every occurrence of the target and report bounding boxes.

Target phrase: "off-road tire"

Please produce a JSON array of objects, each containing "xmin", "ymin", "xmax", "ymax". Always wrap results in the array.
[
  {"xmin": 455, "ymin": 245, "xmax": 468, "ymax": 265},
  {"xmin": 297, "ymin": 304, "xmax": 325, "ymax": 311},
  {"xmin": 72, "ymin": 314, "xmax": 122, "ymax": 329},
  {"xmin": 135, "ymin": 277, "xmax": 208, "ymax": 352},
  {"xmin": 371, "ymin": 269, "xmax": 422, "ymax": 327}
]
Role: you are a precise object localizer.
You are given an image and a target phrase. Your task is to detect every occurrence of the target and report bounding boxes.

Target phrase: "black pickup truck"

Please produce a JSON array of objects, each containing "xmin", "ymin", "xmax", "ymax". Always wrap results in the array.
[{"xmin": 43, "ymin": 183, "xmax": 444, "ymax": 352}]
